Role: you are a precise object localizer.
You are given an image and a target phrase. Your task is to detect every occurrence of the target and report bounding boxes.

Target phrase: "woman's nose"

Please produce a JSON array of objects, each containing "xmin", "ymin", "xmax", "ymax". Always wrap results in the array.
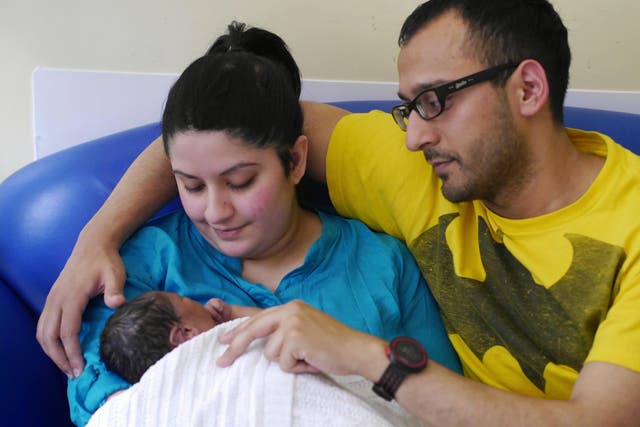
[{"xmin": 204, "ymin": 190, "xmax": 233, "ymax": 224}]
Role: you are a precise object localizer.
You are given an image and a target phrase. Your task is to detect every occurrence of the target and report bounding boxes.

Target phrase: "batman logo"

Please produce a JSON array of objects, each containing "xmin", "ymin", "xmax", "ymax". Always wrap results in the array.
[{"xmin": 410, "ymin": 213, "xmax": 624, "ymax": 392}]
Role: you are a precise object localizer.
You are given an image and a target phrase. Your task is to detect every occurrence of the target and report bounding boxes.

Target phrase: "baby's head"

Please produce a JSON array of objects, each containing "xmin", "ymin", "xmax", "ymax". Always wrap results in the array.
[{"xmin": 100, "ymin": 291, "xmax": 217, "ymax": 383}]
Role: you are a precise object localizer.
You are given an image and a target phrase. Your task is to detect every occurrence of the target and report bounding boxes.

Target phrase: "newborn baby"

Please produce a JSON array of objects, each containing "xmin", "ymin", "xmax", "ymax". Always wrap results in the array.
[
  {"xmin": 100, "ymin": 291, "xmax": 258, "ymax": 383},
  {"xmin": 92, "ymin": 292, "xmax": 422, "ymax": 427}
]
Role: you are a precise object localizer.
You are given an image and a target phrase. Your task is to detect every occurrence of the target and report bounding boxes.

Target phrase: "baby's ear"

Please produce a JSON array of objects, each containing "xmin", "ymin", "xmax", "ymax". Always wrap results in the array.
[{"xmin": 169, "ymin": 324, "xmax": 200, "ymax": 347}]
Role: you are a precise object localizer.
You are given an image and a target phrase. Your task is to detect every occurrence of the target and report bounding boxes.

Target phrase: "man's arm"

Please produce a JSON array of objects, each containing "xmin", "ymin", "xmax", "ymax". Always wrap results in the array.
[
  {"xmin": 393, "ymin": 360, "xmax": 640, "ymax": 427},
  {"xmin": 36, "ymin": 136, "xmax": 176, "ymax": 378},
  {"xmin": 218, "ymin": 301, "xmax": 640, "ymax": 427},
  {"xmin": 301, "ymin": 101, "xmax": 349, "ymax": 182}
]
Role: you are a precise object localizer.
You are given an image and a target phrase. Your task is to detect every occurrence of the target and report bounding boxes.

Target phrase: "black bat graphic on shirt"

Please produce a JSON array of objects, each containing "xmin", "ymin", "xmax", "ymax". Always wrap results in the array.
[{"xmin": 411, "ymin": 213, "xmax": 624, "ymax": 392}]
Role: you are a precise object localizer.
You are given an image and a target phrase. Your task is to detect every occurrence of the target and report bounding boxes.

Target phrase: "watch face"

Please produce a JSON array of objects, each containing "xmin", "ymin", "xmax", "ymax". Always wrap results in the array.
[{"xmin": 390, "ymin": 337, "xmax": 427, "ymax": 372}]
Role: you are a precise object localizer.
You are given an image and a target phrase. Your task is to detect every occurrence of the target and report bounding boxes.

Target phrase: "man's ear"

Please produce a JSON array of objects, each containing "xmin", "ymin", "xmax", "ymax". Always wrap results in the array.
[
  {"xmin": 510, "ymin": 59, "xmax": 549, "ymax": 118},
  {"xmin": 289, "ymin": 135, "xmax": 309, "ymax": 185},
  {"xmin": 169, "ymin": 324, "xmax": 200, "ymax": 347}
]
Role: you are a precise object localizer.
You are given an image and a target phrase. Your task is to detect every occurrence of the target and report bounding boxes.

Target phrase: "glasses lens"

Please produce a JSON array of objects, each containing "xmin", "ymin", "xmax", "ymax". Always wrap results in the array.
[
  {"xmin": 415, "ymin": 90, "xmax": 441, "ymax": 120},
  {"xmin": 391, "ymin": 106, "xmax": 409, "ymax": 131}
]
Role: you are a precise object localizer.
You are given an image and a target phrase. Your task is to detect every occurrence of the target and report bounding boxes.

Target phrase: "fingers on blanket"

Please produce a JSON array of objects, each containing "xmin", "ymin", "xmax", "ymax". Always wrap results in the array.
[
  {"xmin": 216, "ymin": 304, "xmax": 292, "ymax": 366},
  {"xmin": 217, "ymin": 301, "xmax": 324, "ymax": 372}
]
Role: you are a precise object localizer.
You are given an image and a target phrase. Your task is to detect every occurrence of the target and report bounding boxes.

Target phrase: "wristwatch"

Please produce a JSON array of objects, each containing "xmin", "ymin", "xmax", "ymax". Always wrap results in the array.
[{"xmin": 372, "ymin": 336, "xmax": 428, "ymax": 401}]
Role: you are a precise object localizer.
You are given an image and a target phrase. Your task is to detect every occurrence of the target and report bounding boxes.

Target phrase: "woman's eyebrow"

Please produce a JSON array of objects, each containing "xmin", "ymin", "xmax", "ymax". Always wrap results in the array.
[
  {"xmin": 173, "ymin": 169, "xmax": 198, "ymax": 179},
  {"xmin": 219, "ymin": 162, "xmax": 259, "ymax": 176},
  {"xmin": 172, "ymin": 162, "xmax": 258, "ymax": 179}
]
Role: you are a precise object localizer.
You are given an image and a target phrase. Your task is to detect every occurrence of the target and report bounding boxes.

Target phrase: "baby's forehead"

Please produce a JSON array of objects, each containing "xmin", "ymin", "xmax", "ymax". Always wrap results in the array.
[
  {"xmin": 147, "ymin": 290, "xmax": 172, "ymax": 301},
  {"xmin": 147, "ymin": 291, "xmax": 182, "ymax": 308},
  {"xmin": 158, "ymin": 291, "xmax": 182, "ymax": 303},
  {"xmin": 158, "ymin": 292, "xmax": 204, "ymax": 311}
]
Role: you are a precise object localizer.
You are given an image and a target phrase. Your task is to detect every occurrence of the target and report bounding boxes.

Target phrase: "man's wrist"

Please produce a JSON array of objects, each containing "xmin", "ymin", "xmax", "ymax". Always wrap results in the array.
[
  {"xmin": 372, "ymin": 337, "xmax": 428, "ymax": 401},
  {"xmin": 354, "ymin": 336, "xmax": 389, "ymax": 382}
]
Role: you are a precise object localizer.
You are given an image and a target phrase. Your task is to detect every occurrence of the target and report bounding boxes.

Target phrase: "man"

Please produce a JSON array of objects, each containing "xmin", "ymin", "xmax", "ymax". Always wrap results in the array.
[{"xmin": 38, "ymin": 1, "xmax": 640, "ymax": 425}]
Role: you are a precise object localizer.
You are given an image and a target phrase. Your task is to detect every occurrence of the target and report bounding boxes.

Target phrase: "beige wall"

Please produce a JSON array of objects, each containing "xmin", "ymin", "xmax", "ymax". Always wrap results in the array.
[{"xmin": 1, "ymin": 0, "xmax": 638, "ymax": 181}]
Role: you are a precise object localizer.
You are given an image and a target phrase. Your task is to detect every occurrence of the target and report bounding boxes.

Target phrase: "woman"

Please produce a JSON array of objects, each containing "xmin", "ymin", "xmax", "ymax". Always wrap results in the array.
[{"xmin": 67, "ymin": 23, "xmax": 460, "ymax": 426}]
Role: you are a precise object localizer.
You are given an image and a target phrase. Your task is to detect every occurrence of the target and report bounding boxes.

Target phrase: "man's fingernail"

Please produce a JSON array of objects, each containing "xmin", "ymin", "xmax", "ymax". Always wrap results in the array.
[{"xmin": 73, "ymin": 368, "xmax": 82, "ymax": 378}]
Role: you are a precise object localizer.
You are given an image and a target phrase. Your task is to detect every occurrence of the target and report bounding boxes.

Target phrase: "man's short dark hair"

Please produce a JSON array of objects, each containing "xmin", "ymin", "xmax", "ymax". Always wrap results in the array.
[{"xmin": 399, "ymin": 0, "xmax": 571, "ymax": 125}]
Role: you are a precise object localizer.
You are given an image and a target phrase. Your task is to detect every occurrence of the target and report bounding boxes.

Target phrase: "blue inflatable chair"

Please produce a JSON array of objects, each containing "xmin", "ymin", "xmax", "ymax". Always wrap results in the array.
[{"xmin": 0, "ymin": 100, "xmax": 638, "ymax": 426}]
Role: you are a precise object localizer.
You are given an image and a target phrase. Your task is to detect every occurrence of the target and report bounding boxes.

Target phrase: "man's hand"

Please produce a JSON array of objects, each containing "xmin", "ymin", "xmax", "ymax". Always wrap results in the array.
[
  {"xmin": 37, "ymin": 136, "xmax": 179, "ymax": 378},
  {"xmin": 36, "ymin": 237, "xmax": 126, "ymax": 378},
  {"xmin": 217, "ymin": 300, "xmax": 386, "ymax": 377}
]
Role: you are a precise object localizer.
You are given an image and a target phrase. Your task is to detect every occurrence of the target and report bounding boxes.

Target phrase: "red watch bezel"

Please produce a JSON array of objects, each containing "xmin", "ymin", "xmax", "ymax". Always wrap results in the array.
[
  {"xmin": 373, "ymin": 336, "xmax": 428, "ymax": 401},
  {"xmin": 387, "ymin": 336, "xmax": 428, "ymax": 372}
]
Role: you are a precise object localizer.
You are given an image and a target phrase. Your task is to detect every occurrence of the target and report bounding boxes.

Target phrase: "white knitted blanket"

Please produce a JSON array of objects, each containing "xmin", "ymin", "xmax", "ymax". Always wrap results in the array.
[{"xmin": 87, "ymin": 318, "xmax": 422, "ymax": 427}]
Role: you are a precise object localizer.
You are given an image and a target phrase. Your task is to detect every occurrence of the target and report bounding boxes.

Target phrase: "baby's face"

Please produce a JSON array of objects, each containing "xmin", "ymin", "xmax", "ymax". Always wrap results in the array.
[{"xmin": 163, "ymin": 292, "xmax": 216, "ymax": 333}]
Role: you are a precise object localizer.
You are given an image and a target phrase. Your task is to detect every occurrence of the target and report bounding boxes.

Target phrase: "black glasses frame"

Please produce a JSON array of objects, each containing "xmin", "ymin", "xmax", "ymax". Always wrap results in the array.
[{"xmin": 391, "ymin": 62, "xmax": 518, "ymax": 131}]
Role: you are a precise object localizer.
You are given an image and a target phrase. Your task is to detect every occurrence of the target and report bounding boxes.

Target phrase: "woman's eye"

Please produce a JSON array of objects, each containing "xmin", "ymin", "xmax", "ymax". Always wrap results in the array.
[
  {"xmin": 227, "ymin": 177, "xmax": 255, "ymax": 191},
  {"xmin": 184, "ymin": 184, "xmax": 204, "ymax": 193}
]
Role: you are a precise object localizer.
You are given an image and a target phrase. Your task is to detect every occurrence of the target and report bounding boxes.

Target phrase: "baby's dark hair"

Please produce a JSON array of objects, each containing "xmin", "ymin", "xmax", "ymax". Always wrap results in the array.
[{"xmin": 100, "ymin": 292, "xmax": 179, "ymax": 384}]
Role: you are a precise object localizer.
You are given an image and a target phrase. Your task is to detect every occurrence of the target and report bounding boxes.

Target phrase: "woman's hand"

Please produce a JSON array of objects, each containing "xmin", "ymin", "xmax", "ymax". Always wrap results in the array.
[{"xmin": 36, "ymin": 233, "xmax": 126, "ymax": 378}]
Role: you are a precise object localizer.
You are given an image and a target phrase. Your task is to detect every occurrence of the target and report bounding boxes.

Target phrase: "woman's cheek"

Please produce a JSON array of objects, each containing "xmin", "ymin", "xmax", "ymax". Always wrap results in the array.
[
  {"xmin": 245, "ymin": 189, "xmax": 270, "ymax": 220},
  {"xmin": 180, "ymin": 194, "xmax": 205, "ymax": 222},
  {"xmin": 245, "ymin": 185, "xmax": 284, "ymax": 221}
]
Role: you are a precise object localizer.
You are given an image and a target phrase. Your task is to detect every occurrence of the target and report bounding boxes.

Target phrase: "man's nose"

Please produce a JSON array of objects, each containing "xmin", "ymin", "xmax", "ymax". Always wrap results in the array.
[{"xmin": 405, "ymin": 110, "xmax": 441, "ymax": 152}]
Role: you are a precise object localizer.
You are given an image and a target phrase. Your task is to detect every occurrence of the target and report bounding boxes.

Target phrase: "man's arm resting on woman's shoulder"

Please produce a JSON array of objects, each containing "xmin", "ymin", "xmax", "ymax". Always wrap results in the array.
[
  {"xmin": 218, "ymin": 301, "xmax": 640, "ymax": 427},
  {"xmin": 36, "ymin": 136, "xmax": 177, "ymax": 378},
  {"xmin": 301, "ymin": 101, "xmax": 349, "ymax": 183}
]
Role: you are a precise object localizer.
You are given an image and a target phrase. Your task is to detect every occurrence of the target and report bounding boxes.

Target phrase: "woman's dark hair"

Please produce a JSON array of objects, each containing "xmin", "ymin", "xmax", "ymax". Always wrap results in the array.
[
  {"xmin": 206, "ymin": 21, "xmax": 301, "ymax": 98},
  {"xmin": 399, "ymin": 0, "xmax": 570, "ymax": 125},
  {"xmin": 161, "ymin": 22, "xmax": 303, "ymax": 175}
]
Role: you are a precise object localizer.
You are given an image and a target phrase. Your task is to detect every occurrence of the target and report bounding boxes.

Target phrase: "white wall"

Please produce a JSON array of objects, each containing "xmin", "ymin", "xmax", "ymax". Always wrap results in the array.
[{"xmin": 1, "ymin": 0, "xmax": 639, "ymax": 181}]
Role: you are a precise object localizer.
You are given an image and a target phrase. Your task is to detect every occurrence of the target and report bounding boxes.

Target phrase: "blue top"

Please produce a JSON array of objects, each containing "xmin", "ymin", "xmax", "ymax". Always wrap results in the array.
[{"xmin": 69, "ymin": 210, "xmax": 461, "ymax": 426}]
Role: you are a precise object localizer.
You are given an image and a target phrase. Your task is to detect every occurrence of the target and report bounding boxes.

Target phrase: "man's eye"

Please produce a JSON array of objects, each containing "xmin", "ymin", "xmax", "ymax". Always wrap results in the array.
[
  {"xmin": 443, "ymin": 94, "xmax": 454, "ymax": 110},
  {"xmin": 417, "ymin": 92, "xmax": 440, "ymax": 111}
]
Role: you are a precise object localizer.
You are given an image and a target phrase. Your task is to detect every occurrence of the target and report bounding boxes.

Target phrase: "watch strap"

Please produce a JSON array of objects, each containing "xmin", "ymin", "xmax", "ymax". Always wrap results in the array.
[{"xmin": 372, "ymin": 362, "xmax": 407, "ymax": 401}]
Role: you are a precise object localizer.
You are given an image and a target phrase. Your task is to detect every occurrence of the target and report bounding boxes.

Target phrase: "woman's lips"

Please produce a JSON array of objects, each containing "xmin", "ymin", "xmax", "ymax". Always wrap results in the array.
[{"xmin": 214, "ymin": 225, "xmax": 245, "ymax": 239}]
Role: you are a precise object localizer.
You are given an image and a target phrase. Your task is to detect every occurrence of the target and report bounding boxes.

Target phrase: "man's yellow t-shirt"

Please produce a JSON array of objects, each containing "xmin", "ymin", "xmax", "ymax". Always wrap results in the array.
[{"xmin": 326, "ymin": 110, "xmax": 640, "ymax": 398}]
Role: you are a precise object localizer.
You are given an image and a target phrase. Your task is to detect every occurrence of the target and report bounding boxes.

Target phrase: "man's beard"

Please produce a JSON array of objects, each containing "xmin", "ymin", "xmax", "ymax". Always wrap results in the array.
[{"xmin": 437, "ymin": 104, "xmax": 529, "ymax": 204}]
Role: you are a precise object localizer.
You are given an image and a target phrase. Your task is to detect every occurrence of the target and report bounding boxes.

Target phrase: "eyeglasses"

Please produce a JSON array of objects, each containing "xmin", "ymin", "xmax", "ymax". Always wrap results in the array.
[{"xmin": 391, "ymin": 63, "xmax": 518, "ymax": 131}]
